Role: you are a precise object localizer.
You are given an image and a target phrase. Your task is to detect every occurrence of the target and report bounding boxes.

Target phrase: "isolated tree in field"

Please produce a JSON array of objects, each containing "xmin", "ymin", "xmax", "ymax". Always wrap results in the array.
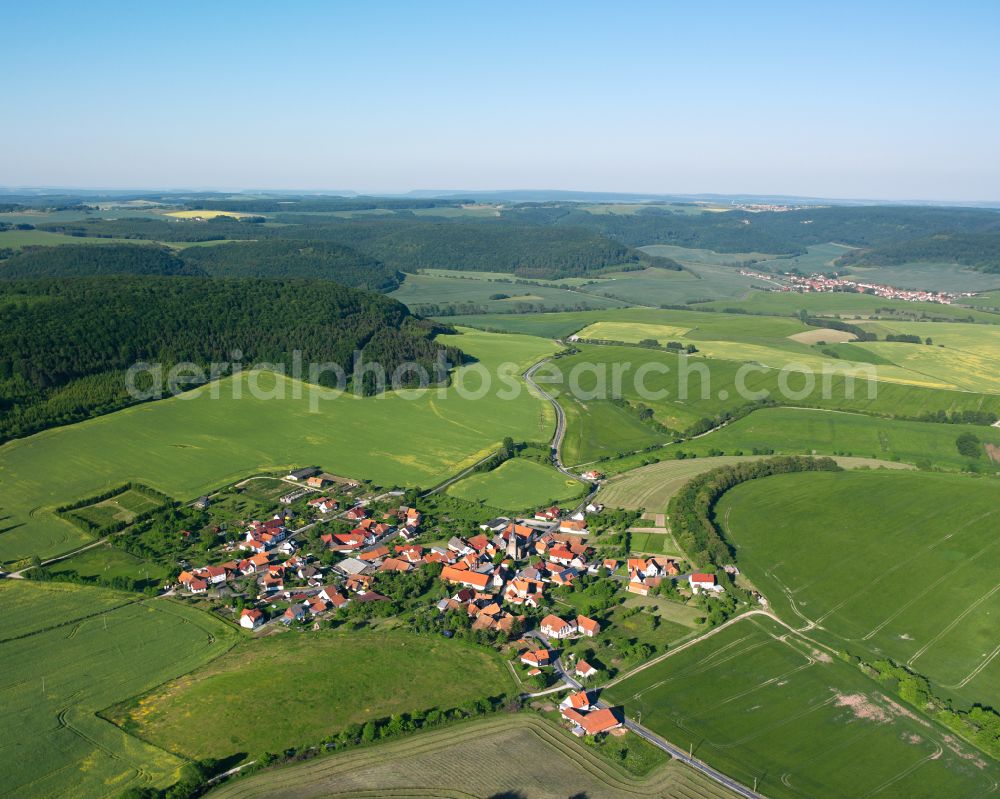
[{"xmin": 956, "ymin": 432, "xmax": 981, "ymax": 458}]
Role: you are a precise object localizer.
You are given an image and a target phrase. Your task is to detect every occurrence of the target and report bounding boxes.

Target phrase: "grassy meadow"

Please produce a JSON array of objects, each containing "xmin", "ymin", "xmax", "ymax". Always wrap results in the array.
[
  {"xmin": 719, "ymin": 470, "xmax": 1000, "ymax": 707},
  {"xmin": 0, "ymin": 329, "xmax": 557, "ymax": 564},
  {"xmin": 446, "ymin": 458, "xmax": 586, "ymax": 511},
  {"xmin": 558, "ymin": 395, "xmax": 666, "ymax": 466},
  {"xmin": 605, "ymin": 615, "xmax": 998, "ymax": 799},
  {"xmin": 207, "ymin": 714, "xmax": 737, "ymax": 799},
  {"xmin": 65, "ymin": 488, "xmax": 165, "ymax": 529},
  {"xmin": 117, "ymin": 629, "xmax": 513, "ymax": 763},
  {"xmin": 390, "ymin": 271, "xmax": 628, "ymax": 313},
  {"xmin": 0, "ymin": 584, "xmax": 236, "ymax": 799},
  {"xmin": 579, "ymin": 263, "xmax": 763, "ymax": 306},
  {"xmin": 46, "ymin": 543, "xmax": 170, "ymax": 586}
]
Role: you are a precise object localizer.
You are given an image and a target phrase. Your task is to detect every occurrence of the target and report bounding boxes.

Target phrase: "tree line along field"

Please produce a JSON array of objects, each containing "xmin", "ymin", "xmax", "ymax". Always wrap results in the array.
[
  {"xmin": 206, "ymin": 714, "xmax": 740, "ymax": 799},
  {"xmin": 445, "ymin": 457, "xmax": 587, "ymax": 511},
  {"xmin": 0, "ymin": 581, "xmax": 236, "ymax": 799},
  {"xmin": 0, "ymin": 329, "xmax": 557, "ymax": 565},
  {"xmin": 115, "ymin": 629, "xmax": 513, "ymax": 765},
  {"xmin": 604, "ymin": 615, "xmax": 999, "ymax": 799},
  {"xmin": 718, "ymin": 470, "xmax": 1000, "ymax": 708}
]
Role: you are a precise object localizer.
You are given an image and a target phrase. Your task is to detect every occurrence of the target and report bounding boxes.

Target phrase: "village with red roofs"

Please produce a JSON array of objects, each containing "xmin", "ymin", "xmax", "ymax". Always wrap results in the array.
[{"xmin": 171, "ymin": 463, "xmax": 741, "ymax": 743}]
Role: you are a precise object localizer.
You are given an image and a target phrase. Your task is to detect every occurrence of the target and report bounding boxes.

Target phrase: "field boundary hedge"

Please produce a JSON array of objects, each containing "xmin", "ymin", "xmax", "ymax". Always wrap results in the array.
[{"xmin": 668, "ymin": 455, "xmax": 842, "ymax": 567}]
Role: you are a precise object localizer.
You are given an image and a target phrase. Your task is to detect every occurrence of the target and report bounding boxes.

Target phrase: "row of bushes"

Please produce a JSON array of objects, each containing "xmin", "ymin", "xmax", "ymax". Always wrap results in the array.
[{"xmin": 846, "ymin": 655, "xmax": 1000, "ymax": 760}]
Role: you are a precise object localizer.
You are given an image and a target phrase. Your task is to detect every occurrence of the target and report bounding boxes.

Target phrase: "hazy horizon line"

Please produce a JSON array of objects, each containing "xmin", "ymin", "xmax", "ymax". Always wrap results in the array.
[{"xmin": 2, "ymin": 185, "xmax": 999, "ymax": 208}]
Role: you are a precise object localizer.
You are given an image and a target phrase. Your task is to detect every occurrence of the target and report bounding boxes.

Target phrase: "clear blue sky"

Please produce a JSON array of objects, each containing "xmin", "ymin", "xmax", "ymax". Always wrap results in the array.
[{"xmin": 3, "ymin": 1, "xmax": 998, "ymax": 201}]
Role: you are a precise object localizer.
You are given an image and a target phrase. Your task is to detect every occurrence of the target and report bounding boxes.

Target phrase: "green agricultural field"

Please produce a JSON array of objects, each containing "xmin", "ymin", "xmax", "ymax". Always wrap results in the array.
[
  {"xmin": 418, "ymin": 267, "xmax": 597, "ymax": 287},
  {"xmin": 753, "ymin": 242, "xmax": 858, "ymax": 272},
  {"xmin": 390, "ymin": 271, "xmax": 627, "ymax": 314},
  {"xmin": 0, "ymin": 229, "xmax": 138, "ymax": 249},
  {"xmin": 463, "ymin": 306, "xmax": 996, "ymax": 392},
  {"xmin": 628, "ymin": 530, "xmax": 679, "ymax": 555},
  {"xmin": 719, "ymin": 470, "xmax": 1000, "ymax": 707},
  {"xmin": 666, "ymin": 407, "xmax": 1000, "ymax": 471},
  {"xmin": 461, "ymin": 306, "xmax": 809, "ymax": 341},
  {"xmin": 46, "ymin": 543, "xmax": 170, "ymax": 587},
  {"xmin": 65, "ymin": 488, "xmax": 165, "ymax": 530},
  {"xmin": 0, "ymin": 329, "xmax": 557, "ymax": 564},
  {"xmin": 117, "ymin": 629, "xmax": 513, "ymax": 763},
  {"xmin": 576, "ymin": 319, "xmax": 693, "ymax": 342},
  {"xmin": 696, "ymin": 289, "xmax": 1000, "ymax": 323},
  {"xmin": 600, "ymin": 454, "xmax": 914, "ymax": 510},
  {"xmin": 577, "ymin": 263, "xmax": 764, "ymax": 306},
  {"xmin": 846, "ymin": 321, "xmax": 1000, "ymax": 393},
  {"xmin": 0, "ymin": 585, "xmax": 236, "ymax": 799},
  {"xmin": 963, "ymin": 290, "xmax": 1000, "ymax": 309},
  {"xmin": 605, "ymin": 615, "xmax": 998, "ymax": 799},
  {"xmin": 207, "ymin": 714, "xmax": 737, "ymax": 799},
  {"xmin": 0, "ymin": 580, "xmax": 133, "ymax": 642},
  {"xmin": 559, "ymin": 396, "xmax": 666, "ymax": 466},
  {"xmin": 639, "ymin": 243, "xmax": 779, "ymax": 266},
  {"xmin": 601, "ymin": 456, "xmax": 767, "ymax": 509},
  {"xmin": 546, "ymin": 344, "xmax": 1000, "ymax": 463},
  {"xmin": 843, "ymin": 262, "xmax": 1000, "ymax": 293},
  {"xmin": 446, "ymin": 458, "xmax": 586, "ymax": 511}
]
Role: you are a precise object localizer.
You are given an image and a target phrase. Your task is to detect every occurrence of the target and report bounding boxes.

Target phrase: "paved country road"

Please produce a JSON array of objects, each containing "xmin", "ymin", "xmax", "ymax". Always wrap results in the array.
[{"xmin": 523, "ymin": 358, "xmax": 577, "ymax": 479}]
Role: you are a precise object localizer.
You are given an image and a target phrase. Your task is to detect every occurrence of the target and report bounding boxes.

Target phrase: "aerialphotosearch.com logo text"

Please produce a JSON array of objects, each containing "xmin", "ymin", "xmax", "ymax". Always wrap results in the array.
[{"xmin": 125, "ymin": 348, "xmax": 879, "ymax": 411}]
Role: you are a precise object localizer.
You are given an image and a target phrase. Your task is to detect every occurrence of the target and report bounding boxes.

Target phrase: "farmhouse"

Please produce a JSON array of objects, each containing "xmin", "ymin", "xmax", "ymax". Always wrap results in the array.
[
  {"xmin": 239, "ymin": 608, "xmax": 264, "ymax": 629},
  {"xmin": 576, "ymin": 615, "xmax": 600, "ymax": 637},
  {"xmin": 540, "ymin": 614, "xmax": 576, "ymax": 639},
  {"xmin": 440, "ymin": 565, "xmax": 491, "ymax": 592},
  {"xmin": 561, "ymin": 706, "xmax": 623, "ymax": 736},
  {"xmin": 575, "ymin": 660, "xmax": 598, "ymax": 679},
  {"xmin": 520, "ymin": 648, "xmax": 551, "ymax": 667},
  {"xmin": 689, "ymin": 572, "xmax": 722, "ymax": 593},
  {"xmin": 558, "ymin": 519, "xmax": 588, "ymax": 535},
  {"xmin": 307, "ymin": 496, "xmax": 338, "ymax": 513},
  {"xmin": 560, "ymin": 690, "xmax": 593, "ymax": 712},
  {"xmin": 535, "ymin": 506, "xmax": 561, "ymax": 522},
  {"xmin": 287, "ymin": 467, "xmax": 319, "ymax": 481}
]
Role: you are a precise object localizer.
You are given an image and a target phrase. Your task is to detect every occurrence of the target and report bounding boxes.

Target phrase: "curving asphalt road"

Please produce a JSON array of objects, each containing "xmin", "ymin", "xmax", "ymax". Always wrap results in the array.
[{"xmin": 523, "ymin": 358, "xmax": 578, "ymax": 479}]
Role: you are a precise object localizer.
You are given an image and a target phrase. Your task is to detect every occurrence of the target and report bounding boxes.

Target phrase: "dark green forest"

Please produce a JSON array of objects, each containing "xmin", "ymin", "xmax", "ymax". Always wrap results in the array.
[
  {"xmin": 27, "ymin": 201, "xmax": 1000, "ymax": 275},
  {"xmin": 0, "ymin": 242, "xmax": 402, "ymax": 290},
  {"xmin": 180, "ymin": 240, "xmax": 402, "ymax": 289},
  {"xmin": 0, "ymin": 244, "xmax": 194, "ymax": 279},
  {"xmin": 835, "ymin": 232, "xmax": 1000, "ymax": 273},
  {"xmin": 0, "ymin": 277, "xmax": 462, "ymax": 442},
  {"xmin": 31, "ymin": 216, "xmax": 659, "ymax": 278}
]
